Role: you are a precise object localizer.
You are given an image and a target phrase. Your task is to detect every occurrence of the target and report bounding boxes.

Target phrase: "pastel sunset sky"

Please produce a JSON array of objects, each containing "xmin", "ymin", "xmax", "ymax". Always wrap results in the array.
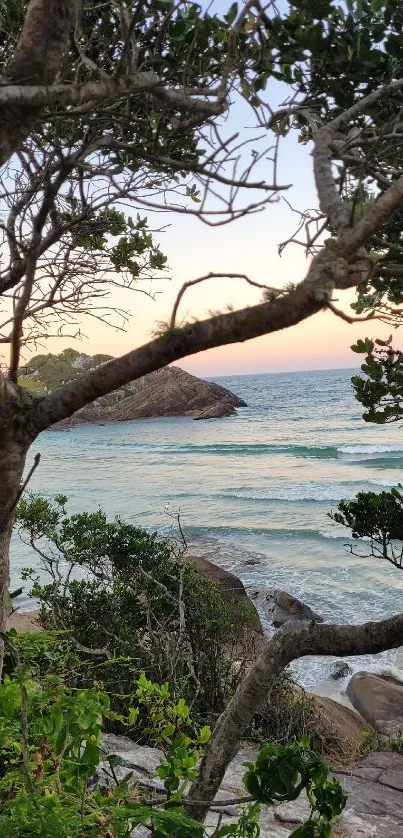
[{"xmin": 45, "ymin": 123, "xmax": 395, "ymax": 378}]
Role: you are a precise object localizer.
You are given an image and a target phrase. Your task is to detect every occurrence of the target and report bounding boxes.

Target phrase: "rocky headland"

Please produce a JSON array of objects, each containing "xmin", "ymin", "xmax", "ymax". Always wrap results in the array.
[{"xmin": 53, "ymin": 365, "xmax": 246, "ymax": 426}]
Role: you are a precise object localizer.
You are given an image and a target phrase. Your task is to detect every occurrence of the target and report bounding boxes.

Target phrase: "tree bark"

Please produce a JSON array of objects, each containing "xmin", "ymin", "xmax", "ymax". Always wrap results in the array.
[
  {"xmin": 186, "ymin": 614, "xmax": 403, "ymax": 821},
  {"xmin": 32, "ymin": 248, "xmax": 352, "ymax": 431},
  {"xmin": 0, "ymin": 0, "xmax": 78, "ymax": 165},
  {"xmin": 0, "ymin": 377, "xmax": 34, "ymax": 666}
]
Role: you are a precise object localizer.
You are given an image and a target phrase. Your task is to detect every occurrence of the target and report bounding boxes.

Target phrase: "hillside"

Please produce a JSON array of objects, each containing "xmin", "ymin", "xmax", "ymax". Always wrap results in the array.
[
  {"xmin": 21, "ymin": 349, "xmax": 113, "ymax": 393},
  {"xmin": 20, "ymin": 349, "xmax": 246, "ymax": 423}
]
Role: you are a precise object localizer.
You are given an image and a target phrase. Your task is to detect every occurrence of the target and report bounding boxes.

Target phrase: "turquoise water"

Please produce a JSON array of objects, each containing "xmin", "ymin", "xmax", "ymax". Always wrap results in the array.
[{"xmin": 13, "ymin": 367, "xmax": 403, "ymax": 687}]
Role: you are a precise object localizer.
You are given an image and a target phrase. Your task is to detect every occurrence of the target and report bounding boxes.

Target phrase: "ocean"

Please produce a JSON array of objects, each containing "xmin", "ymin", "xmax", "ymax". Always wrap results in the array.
[{"xmin": 12, "ymin": 367, "xmax": 403, "ymax": 692}]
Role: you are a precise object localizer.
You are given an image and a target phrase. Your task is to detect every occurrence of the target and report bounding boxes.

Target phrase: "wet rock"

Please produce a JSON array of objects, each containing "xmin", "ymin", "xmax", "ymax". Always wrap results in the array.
[
  {"xmin": 331, "ymin": 660, "xmax": 353, "ymax": 680},
  {"xmin": 250, "ymin": 587, "xmax": 323, "ymax": 628},
  {"xmin": 347, "ymin": 671, "xmax": 403, "ymax": 734}
]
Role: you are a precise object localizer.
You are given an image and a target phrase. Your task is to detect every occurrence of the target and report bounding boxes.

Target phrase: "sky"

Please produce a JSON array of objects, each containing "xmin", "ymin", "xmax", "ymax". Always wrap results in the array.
[{"xmin": 39, "ymin": 123, "xmax": 395, "ymax": 378}]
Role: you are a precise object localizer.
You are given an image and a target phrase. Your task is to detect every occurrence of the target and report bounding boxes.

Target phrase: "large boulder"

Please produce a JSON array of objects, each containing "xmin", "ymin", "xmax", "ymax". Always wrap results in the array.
[
  {"xmin": 189, "ymin": 554, "xmax": 263, "ymax": 635},
  {"xmin": 54, "ymin": 365, "xmax": 246, "ymax": 426},
  {"xmin": 347, "ymin": 671, "xmax": 403, "ymax": 734},
  {"xmin": 310, "ymin": 693, "xmax": 371, "ymax": 757},
  {"xmin": 250, "ymin": 587, "xmax": 323, "ymax": 628}
]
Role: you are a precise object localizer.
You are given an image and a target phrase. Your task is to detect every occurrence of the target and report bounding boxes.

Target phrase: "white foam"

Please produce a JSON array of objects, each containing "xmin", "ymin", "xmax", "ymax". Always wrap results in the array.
[
  {"xmin": 225, "ymin": 482, "xmax": 358, "ymax": 502},
  {"xmin": 338, "ymin": 444, "xmax": 403, "ymax": 455},
  {"xmin": 319, "ymin": 527, "xmax": 350, "ymax": 539}
]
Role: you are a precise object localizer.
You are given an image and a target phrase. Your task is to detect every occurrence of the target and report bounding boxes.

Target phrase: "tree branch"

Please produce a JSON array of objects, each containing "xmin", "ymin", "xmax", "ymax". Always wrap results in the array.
[
  {"xmin": 0, "ymin": 0, "xmax": 79, "ymax": 164},
  {"xmin": 170, "ymin": 273, "xmax": 274, "ymax": 329},
  {"xmin": 0, "ymin": 74, "xmax": 225, "ymax": 118},
  {"xmin": 29, "ymin": 232, "xmax": 366, "ymax": 433},
  {"xmin": 186, "ymin": 611, "xmax": 403, "ymax": 821},
  {"xmin": 28, "ymin": 261, "xmax": 329, "ymax": 431}
]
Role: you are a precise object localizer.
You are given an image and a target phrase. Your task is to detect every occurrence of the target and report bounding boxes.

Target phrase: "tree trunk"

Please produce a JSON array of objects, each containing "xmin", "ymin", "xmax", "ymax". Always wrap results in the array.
[
  {"xmin": 0, "ymin": 378, "xmax": 34, "ymax": 671},
  {"xmin": 186, "ymin": 614, "xmax": 403, "ymax": 821},
  {"xmin": 0, "ymin": 434, "xmax": 28, "ymax": 623}
]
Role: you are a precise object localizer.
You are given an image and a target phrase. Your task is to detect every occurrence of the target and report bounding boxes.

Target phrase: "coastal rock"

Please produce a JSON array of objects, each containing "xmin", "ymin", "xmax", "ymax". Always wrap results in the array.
[
  {"xmin": 54, "ymin": 366, "xmax": 246, "ymax": 426},
  {"xmin": 347, "ymin": 671, "xmax": 403, "ymax": 734},
  {"xmin": 331, "ymin": 660, "xmax": 353, "ymax": 680},
  {"xmin": 98, "ymin": 736, "xmax": 403, "ymax": 837},
  {"xmin": 250, "ymin": 587, "xmax": 323, "ymax": 628},
  {"xmin": 309, "ymin": 692, "xmax": 371, "ymax": 753},
  {"xmin": 189, "ymin": 555, "xmax": 263, "ymax": 634},
  {"xmin": 193, "ymin": 399, "xmax": 237, "ymax": 419}
]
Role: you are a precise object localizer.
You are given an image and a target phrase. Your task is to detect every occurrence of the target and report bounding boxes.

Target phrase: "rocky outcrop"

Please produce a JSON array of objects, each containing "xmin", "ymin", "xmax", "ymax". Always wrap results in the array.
[
  {"xmin": 54, "ymin": 366, "xmax": 246, "ymax": 426},
  {"xmin": 347, "ymin": 671, "xmax": 403, "ymax": 734},
  {"xmin": 250, "ymin": 587, "xmax": 323, "ymax": 628},
  {"xmin": 98, "ymin": 736, "xmax": 403, "ymax": 837},
  {"xmin": 310, "ymin": 692, "xmax": 371, "ymax": 754},
  {"xmin": 193, "ymin": 399, "xmax": 237, "ymax": 419},
  {"xmin": 189, "ymin": 554, "xmax": 263, "ymax": 634}
]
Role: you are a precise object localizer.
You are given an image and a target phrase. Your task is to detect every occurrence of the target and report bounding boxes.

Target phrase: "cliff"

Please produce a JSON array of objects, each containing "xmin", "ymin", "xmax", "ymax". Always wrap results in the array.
[{"xmin": 54, "ymin": 365, "xmax": 246, "ymax": 425}]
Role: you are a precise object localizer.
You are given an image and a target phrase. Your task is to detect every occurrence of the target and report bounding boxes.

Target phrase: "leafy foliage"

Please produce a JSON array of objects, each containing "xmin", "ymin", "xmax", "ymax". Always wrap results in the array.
[
  {"xmin": 16, "ymin": 495, "xmax": 258, "ymax": 731},
  {"xmin": 243, "ymin": 738, "xmax": 346, "ymax": 838},
  {"xmin": 330, "ymin": 485, "xmax": 403, "ymax": 569},
  {"xmin": 351, "ymin": 338, "xmax": 403, "ymax": 423},
  {"xmin": 0, "ymin": 634, "xmax": 346, "ymax": 837},
  {"xmin": 23, "ymin": 349, "xmax": 113, "ymax": 393},
  {"xmin": 0, "ymin": 654, "xmax": 209, "ymax": 837}
]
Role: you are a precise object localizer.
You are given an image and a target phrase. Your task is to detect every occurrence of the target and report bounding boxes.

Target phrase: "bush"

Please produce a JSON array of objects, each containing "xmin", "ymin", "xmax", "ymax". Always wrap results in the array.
[
  {"xmin": 0, "ymin": 633, "xmax": 347, "ymax": 838},
  {"xmin": 16, "ymin": 495, "xmax": 258, "ymax": 734}
]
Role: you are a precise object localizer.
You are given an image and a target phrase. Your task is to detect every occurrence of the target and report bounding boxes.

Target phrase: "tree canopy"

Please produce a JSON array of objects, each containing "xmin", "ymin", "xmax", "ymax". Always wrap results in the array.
[{"xmin": 0, "ymin": 0, "xmax": 403, "ymax": 823}]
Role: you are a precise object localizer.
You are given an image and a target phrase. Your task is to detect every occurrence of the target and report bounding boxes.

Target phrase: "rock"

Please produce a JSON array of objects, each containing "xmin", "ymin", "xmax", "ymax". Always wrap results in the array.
[
  {"xmin": 250, "ymin": 587, "xmax": 323, "ymax": 628},
  {"xmin": 102, "ymin": 736, "xmax": 403, "ymax": 837},
  {"xmin": 193, "ymin": 399, "xmax": 236, "ymax": 419},
  {"xmin": 310, "ymin": 693, "xmax": 371, "ymax": 755},
  {"xmin": 54, "ymin": 366, "xmax": 246, "ymax": 426},
  {"xmin": 347, "ymin": 671, "xmax": 403, "ymax": 734},
  {"xmin": 213, "ymin": 749, "xmax": 403, "ymax": 836},
  {"xmin": 331, "ymin": 660, "xmax": 353, "ymax": 680},
  {"xmin": 97, "ymin": 734, "xmax": 165, "ymax": 795},
  {"xmin": 189, "ymin": 555, "xmax": 263, "ymax": 635}
]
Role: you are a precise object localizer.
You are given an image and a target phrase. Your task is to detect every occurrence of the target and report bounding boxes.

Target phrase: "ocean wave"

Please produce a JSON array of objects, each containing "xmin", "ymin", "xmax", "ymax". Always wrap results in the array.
[
  {"xmin": 219, "ymin": 483, "xmax": 359, "ymax": 502},
  {"xmin": 318, "ymin": 527, "xmax": 350, "ymax": 539},
  {"xmin": 338, "ymin": 444, "xmax": 403, "ymax": 456},
  {"xmin": 185, "ymin": 524, "xmax": 354, "ymax": 542}
]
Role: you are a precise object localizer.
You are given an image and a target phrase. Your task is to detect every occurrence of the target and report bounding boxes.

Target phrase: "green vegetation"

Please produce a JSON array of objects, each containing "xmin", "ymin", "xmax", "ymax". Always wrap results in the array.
[
  {"xmin": 16, "ymin": 495, "xmax": 258, "ymax": 730},
  {"xmin": 0, "ymin": 631, "xmax": 346, "ymax": 837},
  {"xmin": 8, "ymin": 495, "xmax": 349, "ymax": 834},
  {"xmin": 22, "ymin": 349, "xmax": 113, "ymax": 394}
]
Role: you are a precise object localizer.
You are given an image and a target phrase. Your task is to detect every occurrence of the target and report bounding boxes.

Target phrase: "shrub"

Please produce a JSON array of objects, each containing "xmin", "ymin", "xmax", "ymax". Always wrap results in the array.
[
  {"xmin": 0, "ymin": 632, "xmax": 346, "ymax": 837},
  {"xmin": 16, "ymin": 495, "xmax": 258, "ymax": 733}
]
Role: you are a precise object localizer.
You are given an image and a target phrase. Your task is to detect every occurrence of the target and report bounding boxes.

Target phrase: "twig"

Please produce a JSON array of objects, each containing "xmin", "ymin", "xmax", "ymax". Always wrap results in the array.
[
  {"xmin": 170, "ymin": 273, "xmax": 273, "ymax": 329},
  {"xmin": 327, "ymin": 299, "xmax": 376, "ymax": 323}
]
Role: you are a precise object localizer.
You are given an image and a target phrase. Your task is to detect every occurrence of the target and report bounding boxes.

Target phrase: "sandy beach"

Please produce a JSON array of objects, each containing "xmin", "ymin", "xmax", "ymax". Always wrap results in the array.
[{"xmin": 7, "ymin": 610, "xmax": 41, "ymax": 632}]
